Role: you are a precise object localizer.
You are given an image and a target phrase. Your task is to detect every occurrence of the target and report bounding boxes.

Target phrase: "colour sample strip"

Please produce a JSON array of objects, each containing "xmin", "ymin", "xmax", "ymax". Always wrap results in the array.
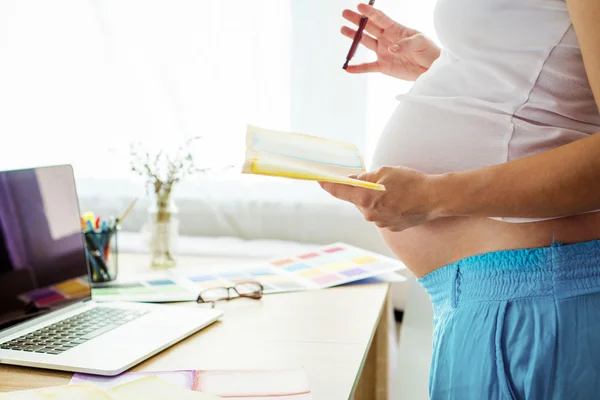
[
  {"xmin": 147, "ymin": 279, "xmax": 176, "ymax": 286},
  {"xmin": 283, "ymin": 263, "xmax": 311, "ymax": 272},
  {"xmin": 339, "ymin": 267, "xmax": 368, "ymax": 277},
  {"xmin": 312, "ymin": 274, "xmax": 341, "ymax": 285},
  {"xmin": 298, "ymin": 268, "xmax": 324, "ymax": 278},
  {"xmin": 298, "ymin": 252, "xmax": 319, "ymax": 260},
  {"xmin": 324, "ymin": 246, "xmax": 345, "ymax": 253},
  {"xmin": 353, "ymin": 256, "xmax": 379, "ymax": 264},
  {"xmin": 272, "ymin": 258, "xmax": 294, "ymax": 267},
  {"xmin": 322, "ymin": 261, "xmax": 355, "ymax": 271}
]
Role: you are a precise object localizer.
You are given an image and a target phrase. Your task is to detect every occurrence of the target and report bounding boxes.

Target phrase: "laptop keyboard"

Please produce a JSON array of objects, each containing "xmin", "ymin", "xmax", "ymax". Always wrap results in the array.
[{"xmin": 0, "ymin": 307, "xmax": 149, "ymax": 355}]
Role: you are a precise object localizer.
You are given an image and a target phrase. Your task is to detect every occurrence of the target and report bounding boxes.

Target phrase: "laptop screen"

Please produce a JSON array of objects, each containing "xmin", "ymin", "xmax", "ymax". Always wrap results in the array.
[{"xmin": 0, "ymin": 165, "xmax": 91, "ymax": 332}]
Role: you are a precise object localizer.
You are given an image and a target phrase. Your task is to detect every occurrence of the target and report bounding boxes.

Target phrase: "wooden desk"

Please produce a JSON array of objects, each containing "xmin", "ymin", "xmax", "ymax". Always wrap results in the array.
[{"xmin": 0, "ymin": 254, "xmax": 392, "ymax": 399}]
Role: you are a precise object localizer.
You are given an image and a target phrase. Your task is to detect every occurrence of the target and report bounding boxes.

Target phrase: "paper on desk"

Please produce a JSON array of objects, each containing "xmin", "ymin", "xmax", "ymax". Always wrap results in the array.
[
  {"xmin": 172, "ymin": 242, "xmax": 407, "ymax": 297},
  {"xmin": 92, "ymin": 243, "xmax": 406, "ymax": 303},
  {"xmin": 91, "ymin": 273, "xmax": 199, "ymax": 303},
  {"xmin": 0, "ymin": 377, "xmax": 221, "ymax": 400},
  {"xmin": 0, "ymin": 384, "xmax": 112, "ymax": 400},
  {"xmin": 108, "ymin": 376, "xmax": 220, "ymax": 400},
  {"xmin": 70, "ymin": 368, "xmax": 312, "ymax": 400}
]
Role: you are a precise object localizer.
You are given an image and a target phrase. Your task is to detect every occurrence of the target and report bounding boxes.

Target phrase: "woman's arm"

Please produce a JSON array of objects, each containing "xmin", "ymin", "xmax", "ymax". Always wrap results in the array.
[
  {"xmin": 436, "ymin": 133, "xmax": 600, "ymax": 219},
  {"xmin": 320, "ymin": 0, "xmax": 600, "ymax": 231},
  {"xmin": 435, "ymin": 0, "xmax": 600, "ymax": 220}
]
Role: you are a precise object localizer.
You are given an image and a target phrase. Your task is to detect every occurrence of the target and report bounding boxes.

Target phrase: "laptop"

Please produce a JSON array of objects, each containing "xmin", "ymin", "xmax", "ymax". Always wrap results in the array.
[{"xmin": 0, "ymin": 165, "xmax": 223, "ymax": 375}]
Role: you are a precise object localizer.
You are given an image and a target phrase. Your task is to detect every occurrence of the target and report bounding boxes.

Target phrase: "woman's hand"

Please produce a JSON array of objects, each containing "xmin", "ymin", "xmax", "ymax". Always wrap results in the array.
[
  {"xmin": 342, "ymin": 4, "xmax": 441, "ymax": 81},
  {"xmin": 319, "ymin": 166, "xmax": 442, "ymax": 232}
]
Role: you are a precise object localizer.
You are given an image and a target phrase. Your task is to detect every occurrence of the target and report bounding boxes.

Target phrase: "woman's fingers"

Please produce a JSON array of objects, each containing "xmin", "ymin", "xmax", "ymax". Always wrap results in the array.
[
  {"xmin": 341, "ymin": 26, "xmax": 377, "ymax": 52},
  {"xmin": 342, "ymin": 9, "xmax": 383, "ymax": 37},
  {"xmin": 345, "ymin": 62, "xmax": 381, "ymax": 74},
  {"xmin": 356, "ymin": 4, "xmax": 397, "ymax": 30}
]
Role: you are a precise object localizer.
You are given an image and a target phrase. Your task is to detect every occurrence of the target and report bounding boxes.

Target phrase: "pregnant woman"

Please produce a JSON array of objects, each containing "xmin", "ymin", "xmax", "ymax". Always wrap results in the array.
[{"xmin": 321, "ymin": 0, "xmax": 600, "ymax": 398}]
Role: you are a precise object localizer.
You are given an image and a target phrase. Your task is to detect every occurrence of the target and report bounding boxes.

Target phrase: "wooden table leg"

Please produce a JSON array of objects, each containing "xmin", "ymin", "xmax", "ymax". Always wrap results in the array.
[{"xmin": 353, "ymin": 291, "xmax": 391, "ymax": 400}]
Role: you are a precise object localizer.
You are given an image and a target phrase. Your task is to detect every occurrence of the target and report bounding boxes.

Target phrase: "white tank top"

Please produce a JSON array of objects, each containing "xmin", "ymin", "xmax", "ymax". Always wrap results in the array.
[{"xmin": 371, "ymin": 0, "xmax": 600, "ymax": 223}]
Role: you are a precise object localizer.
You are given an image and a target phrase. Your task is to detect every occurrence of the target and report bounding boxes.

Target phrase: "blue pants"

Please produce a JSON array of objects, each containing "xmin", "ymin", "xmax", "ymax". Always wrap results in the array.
[{"xmin": 418, "ymin": 240, "xmax": 600, "ymax": 399}]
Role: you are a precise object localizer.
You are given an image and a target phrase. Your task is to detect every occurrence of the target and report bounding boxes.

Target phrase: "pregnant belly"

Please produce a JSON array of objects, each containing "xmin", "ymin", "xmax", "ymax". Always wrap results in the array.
[
  {"xmin": 372, "ymin": 98, "xmax": 600, "ymax": 277},
  {"xmin": 379, "ymin": 213, "xmax": 600, "ymax": 278},
  {"xmin": 372, "ymin": 96, "xmax": 513, "ymax": 175}
]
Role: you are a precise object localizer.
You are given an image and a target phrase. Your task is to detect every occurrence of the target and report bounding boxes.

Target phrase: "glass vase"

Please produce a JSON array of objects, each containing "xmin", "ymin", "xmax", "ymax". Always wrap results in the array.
[{"xmin": 148, "ymin": 195, "xmax": 179, "ymax": 268}]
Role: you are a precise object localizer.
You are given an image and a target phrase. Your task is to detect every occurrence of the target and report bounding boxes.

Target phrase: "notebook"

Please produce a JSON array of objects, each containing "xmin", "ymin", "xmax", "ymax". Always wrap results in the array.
[{"xmin": 242, "ymin": 125, "xmax": 385, "ymax": 190}]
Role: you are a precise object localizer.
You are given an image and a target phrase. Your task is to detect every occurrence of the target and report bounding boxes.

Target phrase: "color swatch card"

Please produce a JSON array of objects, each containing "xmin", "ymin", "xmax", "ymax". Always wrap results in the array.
[
  {"xmin": 265, "ymin": 243, "xmax": 405, "ymax": 291},
  {"xmin": 92, "ymin": 275, "xmax": 198, "ymax": 303},
  {"xmin": 89, "ymin": 243, "xmax": 405, "ymax": 302},
  {"xmin": 175, "ymin": 243, "xmax": 406, "ymax": 295},
  {"xmin": 174, "ymin": 265, "xmax": 308, "ymax": 295}
]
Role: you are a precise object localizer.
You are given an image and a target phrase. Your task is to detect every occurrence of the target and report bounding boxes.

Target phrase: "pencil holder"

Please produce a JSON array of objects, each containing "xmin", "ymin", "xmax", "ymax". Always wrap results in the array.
[{"xmin": 83, "ymin": 225, "xmax": 119, "ymax": 283}]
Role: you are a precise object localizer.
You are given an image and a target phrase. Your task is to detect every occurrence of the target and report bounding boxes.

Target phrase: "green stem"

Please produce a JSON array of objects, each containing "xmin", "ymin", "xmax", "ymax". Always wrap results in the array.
[{"xmin": 155, "ymin": 191, "xmax": 172, "ymax": 223}]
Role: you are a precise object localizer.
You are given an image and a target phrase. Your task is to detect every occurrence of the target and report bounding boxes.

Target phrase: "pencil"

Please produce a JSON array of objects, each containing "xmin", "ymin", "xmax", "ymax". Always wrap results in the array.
[{"xmin": 118, "ymin": 198, "xmax": 137, "ymax": 224}]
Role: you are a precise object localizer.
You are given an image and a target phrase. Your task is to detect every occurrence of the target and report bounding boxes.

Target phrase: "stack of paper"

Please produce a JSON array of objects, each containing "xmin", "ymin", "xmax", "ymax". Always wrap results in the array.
[
  {"xmin": 69, "ymin": 368, "xmax": 312, "ymax": 400},
  {"xmin": 242, "ymin": 125, "xmax": 385, "ymax": 190},
  {"xmin": 1, "ymin": 368, "xmax": 312, "ymax": 400},
  {"xmin": 0, "ymin": 376, "xmax": 221, "ymax": 400}
]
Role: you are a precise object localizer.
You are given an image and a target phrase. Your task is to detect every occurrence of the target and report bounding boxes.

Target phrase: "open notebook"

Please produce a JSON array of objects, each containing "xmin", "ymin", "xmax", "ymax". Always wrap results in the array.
[{"xmin": 242, "ymin": 125, "xmax": 385, "ymax": 191}]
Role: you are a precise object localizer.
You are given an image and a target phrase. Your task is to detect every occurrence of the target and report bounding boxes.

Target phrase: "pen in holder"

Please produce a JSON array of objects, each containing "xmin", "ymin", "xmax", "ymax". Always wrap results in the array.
[{"xmin": 82, "ymin": 218, "xmax": 119, "ymax": 283}]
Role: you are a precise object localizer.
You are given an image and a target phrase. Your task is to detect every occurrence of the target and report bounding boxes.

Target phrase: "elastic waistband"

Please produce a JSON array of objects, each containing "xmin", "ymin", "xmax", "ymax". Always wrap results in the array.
[{"xmin": 418, "ymin": 240, "xmax": 600, "ymax": 312}]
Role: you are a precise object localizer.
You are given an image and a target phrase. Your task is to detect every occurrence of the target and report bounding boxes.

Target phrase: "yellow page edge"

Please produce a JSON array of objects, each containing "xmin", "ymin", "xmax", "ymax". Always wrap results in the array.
[{"xmin": 246, "ymin": 162, "xmax": 385, "ymax": 191}]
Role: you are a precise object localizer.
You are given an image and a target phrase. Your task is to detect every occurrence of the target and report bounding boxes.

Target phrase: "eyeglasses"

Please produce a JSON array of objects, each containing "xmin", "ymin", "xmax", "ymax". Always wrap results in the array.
[{"xmin": 196, "ymin": 281, "xmax": 264, "ymax": 307}]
